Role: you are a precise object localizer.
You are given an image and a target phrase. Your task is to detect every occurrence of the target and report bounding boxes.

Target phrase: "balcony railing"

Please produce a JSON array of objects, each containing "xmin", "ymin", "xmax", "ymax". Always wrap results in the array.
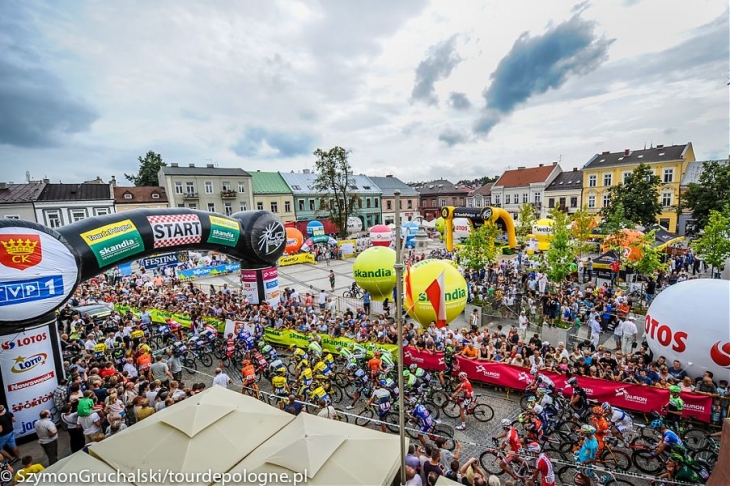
[
  {"xmin": 183, "ymin": 192, "xmax": 199, "ymax": 200},
  {"xmin": 221, "ymin": 189, "xmax": 238, "ymax": 199}
]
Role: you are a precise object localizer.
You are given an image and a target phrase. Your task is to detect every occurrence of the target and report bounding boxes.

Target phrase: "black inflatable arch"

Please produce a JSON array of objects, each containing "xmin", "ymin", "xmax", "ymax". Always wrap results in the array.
[{"xmin": 0, "ymin": 208, "xmax": 286, "ymax": 327}]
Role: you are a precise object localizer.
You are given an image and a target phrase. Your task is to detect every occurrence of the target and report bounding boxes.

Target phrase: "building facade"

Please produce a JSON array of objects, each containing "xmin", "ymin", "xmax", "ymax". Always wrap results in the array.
[
  {"xmin": 466, "ymin": 182, "xmax": 493, "ymax": 208},
  {"xmin": 158, "ymin": 163, "xmax": 254, "ymax": 216},
  {"xmin": 34, "ymin": 183, "xmax": 116, "ymax": 228},
  {"xmin": 412, "ymin": 180, "xmax": 471, "ymax": 221},
  {"xmin": 369, "ymin": 175, "xmax": 419, "ymax": 224},
  {"xmin": 678, "ymin": 159, "xmax": 728, "ymax": 236},
  {"xmin": 0, "ymin": 183, "xmax": 46, "ymax": 222},
  {"xmin": 542, "ymin": 169, "xmax": 583, "ymax": 217},
  {"xmin": 491, "ymin": 163, "xmax": 561, "ymax": 221},
  {"xmin": 581, "ymin": 143, "xmax": 695, "ymax": 233},
  {"xmin": 250, "ymin": 171, "xmax": 296, "ymax": 224},
  {"xmin": 114, "ymin": 186, "xmax": 169, "ymax": 212}
]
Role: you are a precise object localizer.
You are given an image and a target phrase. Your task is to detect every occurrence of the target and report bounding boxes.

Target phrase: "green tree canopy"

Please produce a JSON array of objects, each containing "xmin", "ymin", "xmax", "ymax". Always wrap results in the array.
[
  {"xmin": 311, "ymin": 146, "xmax": 360, "ymax": 238},
  {"xmin": 693, "ymin": 208, "xmax": 730, "ymax": 274},
  {"xmin": 125, "ymin": 151, "xmax": 166, "ymax": 186},
  {"xmin": 458, "ymin": 220, "xmax": 501, "ymax": 271},
  {"xmin": 682, "ymin": 161, "xmax": 730, "ymax": 229},
  {"xmin": 602, "ymin": 201, "xmax": 633, "ymax": 251},
  {"xmin": 624, "ymin": 230, "xmax": 667, "ymax": 277},
  {"xmin": 601, "ymin": 163, "xmax": 662, "ymax": 227},
  {"xmin": 545, "ymin": 208, "xmax": 574, "ymax": 283},
  {"xmin": 515, "ymin": 203, "xmax": 537, "ymax": 245},
  {"xmin": 571, "ymin": 205, "xmax": 596, "ymax": 257}
]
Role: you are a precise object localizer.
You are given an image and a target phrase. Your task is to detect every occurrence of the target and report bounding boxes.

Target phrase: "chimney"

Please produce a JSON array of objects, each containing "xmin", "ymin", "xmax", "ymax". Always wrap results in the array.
[
  {"xmin": 602, "ymin": 151, "xmax": 610, "ymax": 155},
  {"xmin": 656, "ymin": 144, "xmax": 664, "ymax": 149},
  {"xmin": 386, "ymin": 174, "xmax": 393, "ymax": 178},
  {"xmin": 206, "ymin": 163, "xmax": 214, "ymax": 168},
  {"xmin": 517, "ymin": 166, "xmax": 526, "ymax": 170},
  {"xmin": 539, "ymin": 164, "xmax": 544, "ymax": 167},
  {"xmin": 302, "ymin": 169, "xmax": 310, "ymax": 174},
  {"xmin": 552, "ymin": 162, "xmax": 557, "ymax": 166},
  {"xmin": 624, "ymin": 149, "xmax": 630, "ymax": 156},
  {"xmin": 43, "ymin": 178, "xmax": 49, "ymax": 183},
  {"xmin": 171, "ymin": 163, "xmax": 179, "ymax": 167},
  {"xmin": 0, "ymin": 183, "xmax": 7, "ymax": 190},
  {"xmin": 573, "ymin": 167, "xmax": 577, "ymax": 172},
  {"xmin": 188, "ymin": 163, "xmax": 195, "ymax": 168},
  {"xmin": 110, "ymin": 175, "xmax": 117, "ymax": 187}
]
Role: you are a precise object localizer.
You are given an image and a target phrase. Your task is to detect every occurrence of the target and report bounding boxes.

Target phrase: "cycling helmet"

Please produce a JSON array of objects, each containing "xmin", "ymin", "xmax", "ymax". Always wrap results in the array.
[
  {"xmin": 308, "ymin": 335, "xmax": 315, "ymax": 342},
  {"xmin": 526, "ymin": 442, "xmax": 541, "ymax": 453},
  {"xmin": 348, "ymin": 342, "xmax": 355, "ymax": 349},
  {"xmin": 601, "ymin": 402, "xmax": 612, "ymax": 413},
  {"xmin": 403, "ymin": 370, "xmax": 411, "ymax": 377},
  {"xmin": 566, "ymin": 377, "xmax": 578, "ymax": 386},
  {"xmin": 276, "ymin": 368, "xmax": 286, "ymax": 374},
  {"xmin": 517, "ymin": 413, "xmax": 526, "ymax": 424},
  {"xmin": 592, "ymin": 405, "xmax": 604, "ymax": 416},
  {"xmin": 527, "ymin": 396, "xmax": 537, "ymax": 405},
  {"xmin": 379, "ymin": 379, "xmax": 388, "ymax": 387},
  {"xmin": 532, "ymin": 404, "xmax": 543, "ymax": 414},
  {"xmin": 669, "ymin": 385, "xmax": 681, "ymax": 394},
  {"xmin": 409, "ymin": 364, "xmax": 417, "ymax": 371},
  {"xmin": 257, "ymin": 341, "xmax": 265, "ymax": 349},
  {"xmin": 650, "ymin": 418, "xmax": 664, "ymax": 429},
  {"xmin": 242, "ymin": 359, "xmax": 251, "ymax": 366},
  {"xmin": 300, "ymin": 360, "xmax": 310, "ymax": 368},
  {"xmin": 530, "ymin": 368, "xmax": 538, "ymax": 376},
  {"xmin": 458, "ymin": 372, "xmax": 468, "ymax": 380},
  {"xmin": 580, "ymin": 425, "xmax": 596, "ymax": 435},
  {"xmin": 536, "ymin": 387, "xmax": 547, "ymax": 395},
  {"xmin": 501, "ymin": 418, "xmax": 511, "ymax": 428},
  {"xmin": 347, "ymin": 362, "xmax": 357, "ymax": 371}
]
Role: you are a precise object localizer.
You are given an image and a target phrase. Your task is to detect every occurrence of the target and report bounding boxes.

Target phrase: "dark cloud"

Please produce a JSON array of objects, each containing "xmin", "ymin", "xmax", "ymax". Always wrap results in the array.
[
  {"xmin": 572, "ymin": 1, "xmax": 592, "ymax": 14},
  {"xmin": 439, "ymin": 129, "xmax": 468, "ymax": 147},
  {"xmin": 411, "ymin": 36, "xmax": 462, "ymax": 105},
  {"xmin": 474, "ymin": 15, "xmax": 613, "ymax": 134},
  {"xmin": 231, "ymin": 127, "xmax": 317, "ymax": 158},
  {"xmin": 448, "ymin": 92, "xmax": 472, "ymax": 110}
]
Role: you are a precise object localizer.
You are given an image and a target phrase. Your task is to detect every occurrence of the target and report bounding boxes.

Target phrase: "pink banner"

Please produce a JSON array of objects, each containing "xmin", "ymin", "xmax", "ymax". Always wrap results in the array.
[{"xmin": 402, "ymin": 347, "xmax": 712, "ymax": 423}]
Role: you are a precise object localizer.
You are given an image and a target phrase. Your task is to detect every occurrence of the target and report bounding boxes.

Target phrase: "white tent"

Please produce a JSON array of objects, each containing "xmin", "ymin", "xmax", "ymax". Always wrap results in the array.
[
  {"xmin": 220, "ymin": 412, "xmax": 400, "ymax": 486},
  {"xmin": 40, "ymin": 450, "xmax": 135, "ymax": 485},
  {"xmin": 89, "ymin": 386, "xmax": 294, "ymax": 486}
]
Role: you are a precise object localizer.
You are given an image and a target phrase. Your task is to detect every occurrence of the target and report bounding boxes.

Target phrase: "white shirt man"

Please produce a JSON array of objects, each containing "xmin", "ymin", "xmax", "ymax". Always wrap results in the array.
[
  {"xmin": 84, "ymin": 335, "xmax": 97, "ymax": 352},
  {"xmin": 212, "ymin": 369, "xmax": 231, "ymax": 387},
  {"xmin": 518, "ymin": 312, "xmax": 529, "ymax": 338},
  {"xmin": 589, "ymin": 317, "xmax": 601, "ymax": 347},
  {"xmin": 122, "ymin": 358, "xmax": 138, "ymax": 378},
  {"xmin": 538, "ymin": 273, "xmax": 548, "ymax": 294},
  {"xmin": 621, "ymin": 316, "xmax": 638, "ymax": 355}
]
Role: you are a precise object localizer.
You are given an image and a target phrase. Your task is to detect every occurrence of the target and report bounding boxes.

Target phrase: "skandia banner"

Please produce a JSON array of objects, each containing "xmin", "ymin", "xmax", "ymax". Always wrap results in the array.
[
  {"xmin": 263, "ymin": 328, "xmax": 397, "ymax": 356},
  {"xmin": 177, "ymin": 262, "xmax": 241, "ymax": 280},
  {"xmin": 0, "ymin": 322, "xmax": 59, "ymax": 437},
  {"xmin": 112, "ymin": 304, "xmax": 225, "ymax": 333}
]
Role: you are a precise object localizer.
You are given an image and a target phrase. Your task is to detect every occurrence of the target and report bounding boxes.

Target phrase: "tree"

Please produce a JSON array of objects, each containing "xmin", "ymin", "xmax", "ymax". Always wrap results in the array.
[
  {"xmin": 545, "ymin": 208, "xmax": 574, "ymax": 283},
  {"xmin": 571, "ymin": 205, "xmax": 596, "ymax": 256},
  {"xmin": 623, "ymin": 230, "xmax": 667, "ymax": 278},
  {"xmin": 515, "ymin": 203, "xmax": 537, "ymax": 245},
  {"xmin": 601, "ymin": 163, "xmax": 662, "ymax": 228},
  {"xmin": 457, "ymin": 176, "xmax": 498, "ymax": 187},
  {"xmin": 458, "ymin": 221, "xmax": 501, "ymax": 271},
  {"xmin": 125, "ymin": 151, "xmax": 166, "ymax": 186},
  {"xmin": 693, "ymin": 208, "xmax": 730, "ymax": 277},
  {"xmin": 311, "ymin": 146, "xmax": 361, "ymax": 238},
  {"xmin": 682, "ymin": 161, "xmax": 730, "ymax": 229},
  {"xmin": 602, "ymin": 201, "xmax": 633, "ymax": 252}
]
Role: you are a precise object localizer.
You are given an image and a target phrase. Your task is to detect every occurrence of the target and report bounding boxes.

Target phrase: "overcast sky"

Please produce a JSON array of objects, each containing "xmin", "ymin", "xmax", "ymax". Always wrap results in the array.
[{"xmin": 1, "ymin": 0, "xmax": 727, "ymax": 185}]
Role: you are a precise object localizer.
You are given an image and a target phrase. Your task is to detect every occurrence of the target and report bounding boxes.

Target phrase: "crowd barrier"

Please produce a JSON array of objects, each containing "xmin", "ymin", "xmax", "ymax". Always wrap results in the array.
[
  {"xmin": 113, "ymin": 304, "xmax": 226, "ymax": 333},
  {"xmin": 263, "ymin": 328, "xmax": 397, "ymax": 356},
  {"xmin": 277, "ymin": 253, "xmax": 316, "ymax": 266},
  {"xmin": 402, "ymin": 347, "xmax": 713, "ymax": 423}
]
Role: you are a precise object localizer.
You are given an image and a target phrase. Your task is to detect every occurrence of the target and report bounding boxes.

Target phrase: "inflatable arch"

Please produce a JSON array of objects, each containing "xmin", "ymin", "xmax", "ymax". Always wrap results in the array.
[
  {"xmin": 440, "ymin": 206, "xmax": 517, "ymax": 252},
  {"xmin": 0, "ymin": 209, "xmax": 285, "ymax": 435}
]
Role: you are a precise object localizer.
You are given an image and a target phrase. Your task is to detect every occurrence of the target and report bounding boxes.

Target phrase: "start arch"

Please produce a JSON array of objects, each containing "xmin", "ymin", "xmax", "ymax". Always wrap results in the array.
[{"xmin": 440, "ymin": 206, "xmax": 517, "ymax": 252}]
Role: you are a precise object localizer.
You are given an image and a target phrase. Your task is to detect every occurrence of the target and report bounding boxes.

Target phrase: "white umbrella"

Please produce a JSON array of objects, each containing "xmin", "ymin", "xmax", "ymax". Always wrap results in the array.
[{"xmin": 41, "ymin": 450, "xmax": 134, "ymax": 485}]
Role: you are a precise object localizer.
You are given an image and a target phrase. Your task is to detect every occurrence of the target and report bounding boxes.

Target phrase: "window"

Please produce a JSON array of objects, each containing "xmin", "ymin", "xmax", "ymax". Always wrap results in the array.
[
  {"xmin": 399, "ymin": 200, "xmax": 402, "ymax": 210},
  {"xmin": 270, "ymin": 202, "xmax": 278, "ymax": 213},
  {"xmin": 374, "ymin": 198, "xmax": 378, "ymax": 208},
  {"xmin": 451, "ymin": 197, "xmax": 456, "ymax": 205},
  {"xmin": 505, "ymin": 195, "xmax": 510, "ymax": 205},
  {"xmin": 94, "ymin": 208, "xmax": 109, "ymax": 216},
  {"xmin": 357, "ymin": 199, "xmax": 362, "ymax": 209},
  {"xmin": 431, "ymin": 198, "xmax": 436, "ymax": 207},
  {"xmin": 284, "ymin": 201, "xmax": 291, "ymax": 212},
  {"xmin": 659, "ymin": 218, "xmax": 670, "ymax": 229},
  {"xmin": 240, "ymin": 202, "xmax": 247, "ymax": 211},
  {"xmin": 570, "ymin": 196, "xmax": 578, "ymax": 208},
  {"xmin": 175, "ymin": 182, "xmax": 183, "ymax": 194},
  {"xmin": 460, "ymin": 197, "xmax": 465, "ymax": 206},
  {"xmin": 70, "ymin": 209, "xmax": 87, "ymax": 222},
  {"xmin": 662, "ymin": 192, "xmax": 673, "ymax": 207},
  {"xmin": 309, "ymin": 199, "xmax": 315, "ymax": 211},
  {"xmin": 238, "ymin": 181, "xmax": 246, "ymax": 193},
  {"xmin": 623, "ymin": 172, "xmax": 631, "ymax": 184},
  {"xmin": 224, "ymin": 203, "xmax": 232, "ymax": 216},
  {"xmin": 151, "ymin": 193, "xmax": 160, "ymax": 199},
  {"xmin": 475, "ymin": 198, "xmax": 481, "ymax": 208},
  {"xmin": 123, "ymin": 193, "xmax": 132, "ymax": 199},
  {"xmin": 602, "ymin": 194, "xmax": 611, "ymax": 208},
  {"xmin": 439, "ymin": 198, "xmax": 446, "ymax": 207},
  {"xmin": 298, "ymin": 200, "xmax": 305, "ymax": 211},
  {"xmin": 207, "ymin": 203, "xmax": 215, "ymax": 212},
  {"xmin": 188, "ymin": 203, "xmax": 197, "ymax": 209},
  {"xmin": 495, "ymin": 195, "xmax": 501, "ymax": 205},
  {"xmin": 4, "ymin": 215, "xmax": 19, "ymax": 219},
  {"xmin": 205, "ymin": 181, "xmax": 213, "ymax": 194},
  {"xmin": 588, "ymin": 175, "xmax": 597, "ymax": 187},
  {"xmin": 222, "ymin": 181, "xmax": 231, "ymax": 191},
  {"xmin": 178, "ymin": 203, "xmax": 184, "ymax": 208},
  {"xmin": 559, "ymin": 197, "xmax": 566, "ymax": 209},
  {"xmin": 603, "ymin": 174, "xmax": 612, "ymax": 187},
  {"xmin": 522, "ymin": 193, "xmax": 528, "ymax": 203},
  {"xmin": 407, "ymin": 200, "xmax": 412, "ymax": 209},
  {"xmin": 587, "ymin": 196, "xmax": 596, "ymax": 208},
  {"xmin": 663, "ymin": 168, "xmax": 674, "ymax": 183},
  {"xmin": 533, "ymin": 193, "xmax": 541, "ymax": 204},
  {"xmin": 185, "ymin": 182, "xmax": 195, "ymax": 194},
  {"xmin": 548, "ymin": 198, "xmax": 555, "ymax": 209},
  {"xmin": 46, "ymin": 210, "xmax": 61, "ymax": 228},
  {"xmin": 257, "ymin": 202, "xmax": 264, "ymax": 211},
  {"xmin": 386, "ymin": 200, "xmax": 392, "ymax": 210},
  {"xmin": 366, "ymin": 198, "xmax": 371, "ymax": 209}
]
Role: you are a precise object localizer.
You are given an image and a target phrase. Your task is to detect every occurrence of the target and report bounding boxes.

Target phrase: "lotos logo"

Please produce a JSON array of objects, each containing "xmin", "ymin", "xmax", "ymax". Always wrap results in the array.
[
  {"xmin": 614, "ymin": 387, "xmax": 648, "ymax": 404},
  {"xmin": 710, "ymin": 342, "xmax": 730, "ymax": 368},
  {"xmin": 1, "ymin": 332, "xmax": 48, "ymax": 350},
  {"xmin": 0, "ymin": 234, "xmax": 42, "ymax": 271},
  {"xmin": 644, "ymin": 314, "xmax": 687, "ymax": 353},
  {"xmin": 474, "ymin": 365, "xmax": 501, "ymax": 380},
  {"xmin": 11, "ymin": 353, "xmax": 48, "ymax": 373}
]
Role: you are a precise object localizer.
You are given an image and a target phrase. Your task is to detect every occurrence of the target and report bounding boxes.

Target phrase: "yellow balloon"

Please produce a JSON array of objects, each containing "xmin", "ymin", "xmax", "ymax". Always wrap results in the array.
[
  {"xmin": 352, "ymin": 246, "xmax": 396, "ymax": 301},
  {"xmin": 434, "ymin": 217, "xmax": 445, "ymax": 234},
  {"xmin": 532, "ymin": 218, "xmax": 555, "ymax": 251},
  {"xmin": 405, "ymin": 259, "xmax": 467, "ymax": 327}
]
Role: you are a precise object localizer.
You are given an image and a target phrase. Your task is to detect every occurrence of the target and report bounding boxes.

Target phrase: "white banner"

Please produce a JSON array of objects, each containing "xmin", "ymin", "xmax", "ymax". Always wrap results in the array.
[
  {"xmin": 262, "ymin": 267, "xmax": 280, "ymax": 307},
  {"xmin": 240, "ymin": 270, "xmax": 259, "ymax": 305},
  {"xmin": 0, "ymin": 323, "xmax": 60, "ymax": 437}
]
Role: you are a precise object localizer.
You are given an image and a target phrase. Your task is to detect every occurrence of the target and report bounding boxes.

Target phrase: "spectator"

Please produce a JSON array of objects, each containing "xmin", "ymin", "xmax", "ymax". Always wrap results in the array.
[
  {"xmin": 34, "ymin": 410, "xmax": 58, "ymax": 465},
  {"xmin": 14, "ymin": 456, "xmax": 44, "ymax": 483}
]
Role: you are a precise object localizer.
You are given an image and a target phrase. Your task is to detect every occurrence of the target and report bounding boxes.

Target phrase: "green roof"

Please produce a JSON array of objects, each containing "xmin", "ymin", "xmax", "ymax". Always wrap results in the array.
[{"xmin": 250, "ymin": 171, "xmax": 292, "ymax": 194}]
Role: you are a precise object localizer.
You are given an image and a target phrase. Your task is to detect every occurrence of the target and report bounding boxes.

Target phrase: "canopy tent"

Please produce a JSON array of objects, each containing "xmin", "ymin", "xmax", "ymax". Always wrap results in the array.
[
  {"xmin": 647, "ymin": 224, "xmax": 684, "ymax": 249},
  {"xmin": 220, "ymin": 412, "xmax": 400, "ymax": 486},
  {"xmin": 89, "ymin": 386, "xmax": 294, "ymax": 486},
  {"xmin": 421, "ymin": 219, "xmax": 436, "ymax": 229},
  {"xmin": 40, "ymin": 449, "xmax": 135, "ymax": 485}
]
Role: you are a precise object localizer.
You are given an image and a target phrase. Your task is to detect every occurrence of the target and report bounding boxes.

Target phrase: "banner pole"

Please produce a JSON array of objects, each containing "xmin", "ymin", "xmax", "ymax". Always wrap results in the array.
[{"xmin": 394, "ymin": 189, "xmax": 407, "ymax": 486}]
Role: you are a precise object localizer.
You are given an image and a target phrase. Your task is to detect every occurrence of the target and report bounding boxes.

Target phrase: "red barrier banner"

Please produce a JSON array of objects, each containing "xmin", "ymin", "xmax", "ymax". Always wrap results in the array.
[{"xmin": 402, "ymin": 347, "xmax": 712, "ymax": 423}]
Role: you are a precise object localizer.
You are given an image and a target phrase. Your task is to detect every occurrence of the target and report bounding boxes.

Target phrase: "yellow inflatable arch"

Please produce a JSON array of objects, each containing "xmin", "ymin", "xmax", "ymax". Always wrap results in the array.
[{"xmin": 440, "ymin": 206, "xmax": 517, "ymax": 252}]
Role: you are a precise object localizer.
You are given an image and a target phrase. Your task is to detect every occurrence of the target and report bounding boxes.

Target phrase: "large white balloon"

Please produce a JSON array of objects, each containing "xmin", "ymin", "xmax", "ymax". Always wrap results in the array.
[
  {"xmin": 645, "ymin": 279, "xmax": 730, "ymax": 381},
  {"xmin": 347, "ymin": 217, "xmax": 363, "ymax": 233}
]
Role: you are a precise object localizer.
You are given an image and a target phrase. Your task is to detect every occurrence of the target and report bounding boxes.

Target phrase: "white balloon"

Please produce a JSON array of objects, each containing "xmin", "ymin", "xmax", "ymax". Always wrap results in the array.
[
  {"xmin": 347, "ymin": 217, "xmax": 363, "ymax": 232},
  {"xmin": 645, "ymin": 279, "xmax": 730, "ymax": 381}
]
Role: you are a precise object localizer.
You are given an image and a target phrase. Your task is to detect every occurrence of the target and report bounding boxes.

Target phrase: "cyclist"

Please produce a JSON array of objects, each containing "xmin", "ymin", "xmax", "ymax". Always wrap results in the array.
[
  {"xmin": 451, "ymin": 372, "xmax": 474, "ymax": 431},
  {"xmin": 221, "ymin": 333, "xmax": 236, "ymax": 367},
  {"xmin": 410, "ymin": 402, "xmax": 435, "ymax": 448},
  {"xmin": 309, "ymin": 379, "xmax": 331, "ymax": 406},
  {"xmin": 337, "ymin": 345, "xmax": 353, "ymax": 364},
  {"xmin": 241, "ymin": 359, "xmax": 259, "ymax": 398},
  {"xmin": 345, "ymin": 363, "xmax": 370, "ymax": 410},
  {"xmin": 268, "ymin": 357, "xmax": 287, "ymax": 375},
  {"xmin": 567, "ymin": 377, "xmax": 590, "ymax": 422},
  {"xmin": 523, "ymin": 406, "xmax": 544, "ymax": 443},
  {"xmin": 535, "ymin": 387, "xmax": 560, "ymax": 419},
  {"xmin": 237, "ymin": 328, "xmax": 255, "ymax": 350},
  {"xmin": 368, "ymin": 351, "xmax": 383, "ymax": 379},
  {"xmin": 366, "ymin": 380, "xmax": 393, "ymax": 433},
  {"xmin": 323, "ymin": 351, "xmax": 335, "ymax": 370},
  {"xmin": 531, "ymin": 404, "xmax": 551, "ymax": 435},
  {"xmin": 258, "ymin": 340, "xmax": 278, "ymax": 361},
  {"xmin": 271, "ymin": 368, "xmax": 290, "ymax": 410},
  {"xmin": 349, "ymin": 342, "xmax": 369, "ymax": 362},
  {"xmin": 589, "ymin": 406, "xmax": 610, "ymax": 454},
  {"xmin": 528, "ymin": 442, "xmax": 556, "ymax": 486},
  {"xmin": 655, "ymin": 452, "xmax": 705, "ymax": 484},
  {"xmin": 308, "ymin": 336, "xmax": 323, "ymax": 360},
  {"xmin": 495, "ymin": 418, "xmax": 525, "ymax": 482},
  {"xmin": 528, "ymin": 368, "xmax": 554, "ymax": 393},
  {"xmin": 313, "ymin": 358, "xmax": 334, "ymax": 382},
  {"xmin": 297, "ymin": 360, "xmax": 315, "ymax": 399},
  {"xmin": 379, "ymin": 373, "xmax": 400, "ymax": 400},
  {"xmin": 603, "ymin": 402, "xmax": 632, "ymax": 443},
  {"xmin": 290, "ymin": 346, "xmax": 309, "ymax": 364},
  {"xmin": 575, "ymin": 424, "xmax": 599, "ymax": 486},
  {"xmin": 651, "ymin": 418, "xmax": 687, "ymax": 459},
  {"xmin": 439, "ymin": 341, "xmax": 457, "ymax": 388},
  {"xmin": 380, "ymin": 349, "xmax": 395, "ymax": 374},
  {"xmin": 664, "ymin": 385, "xmax": 684, "ymax": 431},
  {"xmin": 402, "ymin": 369, "xmax": 425, "ymax": 395}
]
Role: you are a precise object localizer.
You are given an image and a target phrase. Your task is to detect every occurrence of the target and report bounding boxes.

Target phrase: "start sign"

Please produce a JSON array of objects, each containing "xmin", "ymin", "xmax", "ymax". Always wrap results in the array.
[{"xmin": 147, "ymin": 214, "xmax": 202, "ymax": 249}]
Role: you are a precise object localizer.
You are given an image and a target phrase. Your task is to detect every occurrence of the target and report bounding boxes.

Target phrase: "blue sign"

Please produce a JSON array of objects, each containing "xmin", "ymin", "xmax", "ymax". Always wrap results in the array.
[
  {"xmin": 177, "ymin": 262, "xmax": 241, "ymax": 280},
  {"xmin": 139, "ymin": 252, "xmax": 179, "ymax": 269},
  {"xmin": 0, "ymin": 276, "xmax": 64, "ymax": 306},
  {"xmin": 265, "ymin": 280, "xmax": 277, "ymax": 289},
  {"xmin": 307, "ymin": 221, "xmax": 325, "ymax": 238}
]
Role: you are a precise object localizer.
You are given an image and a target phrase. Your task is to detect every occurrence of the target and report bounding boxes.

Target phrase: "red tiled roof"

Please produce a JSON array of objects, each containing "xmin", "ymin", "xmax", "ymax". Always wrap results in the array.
[
  {"xmin": 470, "ymin": 182, "xmax": 493, "ymax": 196},
  {"xmin": 494, "ymin": 165, "xmax": 555, "ymax": 188},
  {"xmin": 114, "ymin": 186, "xmax": 168, "ymax": 203}
]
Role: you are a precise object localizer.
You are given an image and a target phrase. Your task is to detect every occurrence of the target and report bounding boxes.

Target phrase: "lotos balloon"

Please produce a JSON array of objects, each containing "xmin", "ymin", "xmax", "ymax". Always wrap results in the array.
[
  {"xmin": 285, "ymin": 227, "xmax": 304, "ymax": 254},
  {"xmin": 645, "ymin": 279, "xmax": 730, "ymax": 381},
  {"xmin": 452, "ymin": 218, "xmax": 472, "ymax": 241},
  {"xmin": 369, "ymin": 224, "xmax": 392, "ymax": 247},
  {"xmin": 405, "ymin": 259, "xmax": 467, "ymax": 327},
  {"xmin": 352, "ymin": 246, "xmax": 396, "ymax": 300},
  {"xmin": 347, "ymin": 217, "xmax": 363, "ymax": 233}
]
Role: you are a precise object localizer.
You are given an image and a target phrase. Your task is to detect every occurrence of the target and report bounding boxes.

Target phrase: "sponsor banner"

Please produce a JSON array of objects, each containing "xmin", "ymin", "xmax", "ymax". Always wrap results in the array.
[
  {"xmin": 262, "ymin": 267, "xmax": 280, "ymax": 307},
  {"xmin": 147, "ymin": 214, "xmax": 202, "ymax": 249},
  {"xmin": 0, "ymin": 228, "xmax": 78, "ymax": 322},
  {"xmin": 277, "ymin": 253, "xmax": 316, "ymax": 266},
  {"xmin": 112, "ymin": 304, "xmax": 225, "ymax": 333},
  {"xmin": 176, "ymin": 262, "xmax": 241, "ymax": 280},
  {"xmin": 138, "ymin": 252, "xmax": 181, "ymax": 269},
  {"xmin": 0, "ymin": 324, "xmax": 60, "ymax": 437},
  {"xmin": 208, "ymin": 216, "xmax": 241, "ymax": 247},
  {"xmin": 241, "ymin": 270, "xmax": 259, "ymax": 305},
  {"xmin": 403, "ymin": 347, "xmax": 445, "ymax": 370},
  {"xmin": 80, "ymin": 219, "xmax": 144, "ymax": 266},
  {"xmin": 339, "ymin": 239, "xmax": 357, "ymax": 258},
  {"xmin": 263, "ymin": 328, "xmax": 397, "ymax": 356}
]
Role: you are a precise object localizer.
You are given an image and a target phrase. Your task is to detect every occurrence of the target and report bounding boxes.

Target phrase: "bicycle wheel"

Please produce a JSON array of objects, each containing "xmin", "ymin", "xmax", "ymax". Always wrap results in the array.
[
  {"xmin": 431, "ymin": 424, "xmax": 455, "ymax": 451},
  {"xmin": 385, "ymin": 412, "xmax": 400, "ymax": 433},
  {"xmin": 430, "ymin": 390, "xmax": 449, "ymax": 409},
  {"xmin": 213, "ymin": 344, "xmax": 226, "ymax": 360},
  {"xmin": 198, "ymin": 352, "xmax": 213, "ymax": 368},
  {"xmin": 692, "ymin": 447, "xmax": 718, "ymax": 469},
  {"xmin": 405, "ymin": 421, "xmax": 419, "ymax": 440},
  {"xmin": 682, "ymin": 428, "xmax": 708, "ymax": 451},
  {"xmin": 342, "ymin": 291, "xmax": 352, "ymax": 298},
  {"xmin": 478, "ymin": 449, "xmax": 504, "ymax": 476},
  {"xmin": 557, "ymin": 420, "xmax": 579, "ymax": 441},
  {"xmin": 183, "ymin": 356, "xmax": 197, "ymax": 375},
  {"xmin": 329, "ymin": 385, "xmax": 343, "ymax": 404},
  {"xmin": 520, "ymin": 394, "xmax": 535, "ymax": 410},
  {"xmin": 442, "ymin": 400, "xmax": 461, "ymax": 419},
  {"xmin": 334, "ymin": 372, "xmax": 349, "ymax": 388},
  {"xmin": 556, "ymin": 466, "xmax": 576, "ymax": 484},
  {"xmin": 600, "ymin": 448, "xmax": 631, "ymax": 471},
  {"xmin": 356, "ymin": 408, "xmax": 374, "ymax": 427},
  {"xmin": 344, "ymin": 383, "xmax": 358, "ymax": 399},
  {"xmin": 472, "ymin": 403, "xmax": 494, "ymax": 423},
  {"xmin": 631, "ymin": 450, "xmax": 663, "ymax": 474}
]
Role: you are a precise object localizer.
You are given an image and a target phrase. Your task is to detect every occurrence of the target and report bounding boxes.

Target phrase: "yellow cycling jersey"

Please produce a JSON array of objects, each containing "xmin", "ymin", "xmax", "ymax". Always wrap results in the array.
[
  {"xmin": 272, "ymin": 376, "xmax": 288, "ymax": 392},
  {"xmin": 300, "ymin": 368, "xmax": 313, "ymax": 381},
  {"xmin": 324, "ymin": 353, "xmax": 334, "ymax": 365},
  {"xmin": 310, "ymin": 387, "xmax": 328, "ymax": 401},
  {"xmin": 313, "ymin": 361, "xmax": 328, "ymax": 373},
  {"xmin": 294, "ymin": 348, "xmax": 306, "ymax": 357}
]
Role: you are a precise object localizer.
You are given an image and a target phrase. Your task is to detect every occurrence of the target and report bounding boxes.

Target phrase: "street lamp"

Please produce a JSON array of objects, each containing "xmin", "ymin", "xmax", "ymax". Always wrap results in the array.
[{"xmin": 394, "ymin": 189, "xmax": 406, "ymax": 486}]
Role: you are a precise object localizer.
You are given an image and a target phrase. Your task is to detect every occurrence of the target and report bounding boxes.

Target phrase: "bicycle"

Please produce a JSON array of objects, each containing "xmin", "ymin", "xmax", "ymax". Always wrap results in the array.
[
  {"xmin": 691, "ymin": 435, "xmax": 718, "ymax": 469},
  {"xmin": 442, "ymin": 395, "xmax": 494, "ymax": 423},
  {"xmin": 355, "ymin": 403, "xmax": 398, "ymax": 429},
  {"xmin": 478, "ymin": 438, "xmax": 533, "ymax": 479},
  {"xmin": 555, "ymin": 463, "xmax": 633, "ymax": 485},
  {"xmin": 403, "ymin": 416, "xmax": 456, "ymax": 451},
  {"xmin": 343, "ymin": 286, "xmax": 363, "ymax": 298}
]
